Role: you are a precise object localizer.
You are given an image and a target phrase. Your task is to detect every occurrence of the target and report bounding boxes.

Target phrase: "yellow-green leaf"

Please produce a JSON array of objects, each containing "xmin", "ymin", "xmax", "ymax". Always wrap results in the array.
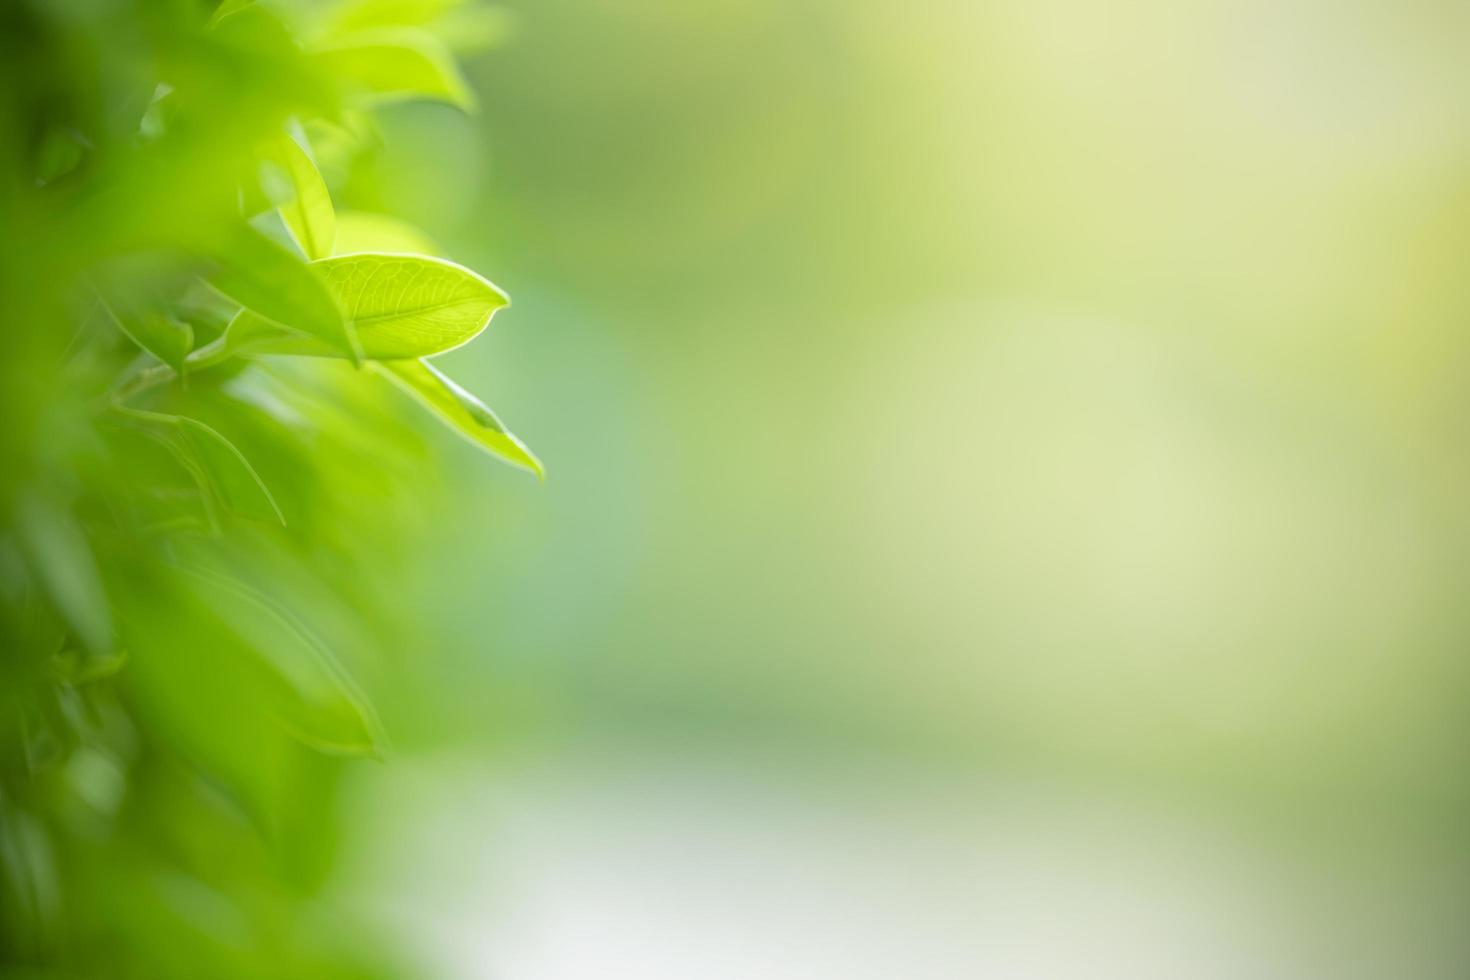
[
  {"xmin": 261, "ymin": 133, "xmax": 335, "ymax": 260},
  {"xmin": 375, "ymin": 358, "xmax": 542, "ymax": 476},
  {"xmin": 228, "ymin": 252, "xmax": 507, "ymax": 359}
]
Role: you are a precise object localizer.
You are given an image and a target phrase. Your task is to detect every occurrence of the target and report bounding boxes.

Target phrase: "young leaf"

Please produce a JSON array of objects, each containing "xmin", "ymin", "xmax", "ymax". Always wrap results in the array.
[
  {"xmin": 374, "ymin": 358, "xmax": 542, "ymax": 476},
  {"xmin": 13, "ymin": 494, "xmax": 113, "ymax": 658},
  {"xmin": 313, "ymin": 29, "xmax": 474, "ymax": 109},
  {"xmin": 260, "ymin": 133, "xmax": 336, "ymax": 261},
  {"xmin": 228, "ymin": 253, "xmax": 508, "ymax": 359},
  {"xmin": 208, "ymin": 224, "xmax": 360, "ymax": 362}
]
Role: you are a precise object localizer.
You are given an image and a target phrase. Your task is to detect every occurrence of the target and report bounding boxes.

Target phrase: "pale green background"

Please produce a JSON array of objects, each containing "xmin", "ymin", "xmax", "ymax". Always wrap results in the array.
[{"xmin": 342, "ymin": 2, "xmax": 1470, "ymax": 976}]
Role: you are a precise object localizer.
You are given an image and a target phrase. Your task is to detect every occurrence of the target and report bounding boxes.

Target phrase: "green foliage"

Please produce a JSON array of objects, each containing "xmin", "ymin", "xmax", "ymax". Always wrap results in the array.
[{"xmin": 0, "ymin": 1, "xmax": 534, "ymax": 976}]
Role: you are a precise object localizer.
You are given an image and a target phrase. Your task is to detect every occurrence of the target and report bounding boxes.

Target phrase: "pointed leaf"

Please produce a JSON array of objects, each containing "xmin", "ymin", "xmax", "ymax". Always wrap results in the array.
[
  {"xmin": 375, "ymin": 358, "xmax": 542, "ymax": 476},
  {"xmin": 261, "ymin": 133, "xmax": 335, "ymax": 260},
  {"xmin": 229, "ymin": 252, "xmax": 507, "ymax": 359}
]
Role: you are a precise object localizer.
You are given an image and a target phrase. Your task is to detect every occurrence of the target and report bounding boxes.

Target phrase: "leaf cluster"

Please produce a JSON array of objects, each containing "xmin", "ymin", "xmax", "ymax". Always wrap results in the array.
[{"xmin": 0, "ymin": 2, "xmax": 532, "ymax": 977}]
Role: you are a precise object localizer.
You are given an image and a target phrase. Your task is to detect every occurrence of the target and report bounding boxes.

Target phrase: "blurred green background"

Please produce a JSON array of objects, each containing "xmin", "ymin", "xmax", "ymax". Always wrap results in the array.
[{"xmin": 329, "ymin": 0, "xmax": 1470, "ymax": 977}]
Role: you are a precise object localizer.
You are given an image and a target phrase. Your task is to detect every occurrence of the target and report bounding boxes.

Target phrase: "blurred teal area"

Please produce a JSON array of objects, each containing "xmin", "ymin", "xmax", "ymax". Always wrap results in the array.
[{"xmin": 329, "ymin": 0, "xmax": 1470, "ymax": 975}]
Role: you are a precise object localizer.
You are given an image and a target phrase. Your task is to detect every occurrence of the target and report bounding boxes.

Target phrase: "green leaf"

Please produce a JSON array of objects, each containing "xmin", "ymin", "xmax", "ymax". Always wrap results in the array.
[
  {"xmin": 229, "ymin": 252, "xmax": 508, "ymax": 359},
  {"xmin": 260, "ymin": 133, "xmax": 336, "ymax": 260},
  {"xmin": 175, "ymin": 419, "xmax": 287, "ymax": 525},
  {"xmin": 332, "ymin": 210, "xmax": 440, "ymax": 255},
  {"xmin": 313, "ymin": 29, "xmax": 474, "ymax": 109},
  {"xmin": 109, "ymin": 408, "xmax": 285, "ymax": 526},
  {"xmin": 208, "ymin": 224, "xmax": 360, "ymax": 362},
  {"xmin": 103, "ymin": 304, "xmax": 194, "ymax": 376},
  {"xmin": 111, "ymin": 563, "xmax": 377, "ymax": 833},
  {"xmin": 13, "ymin": 494, "xmax": 113, "ymax": 658},
  {"xmin": 375, "ymin": 358, "xmax": 542, "ymax": 476},
  {"xmin": 174, "ymin": 564, "xmax": 382, "ymax": 756}
]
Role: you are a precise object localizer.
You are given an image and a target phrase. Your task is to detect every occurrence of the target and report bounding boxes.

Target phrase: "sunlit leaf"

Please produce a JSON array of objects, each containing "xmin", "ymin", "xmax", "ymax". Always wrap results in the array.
[
  {"xmin": 313, "ymin": 29, "xmax": 474, "ymax": 109},
  {"xmin": 375, "ymin": 358, "xmax": 542, "ymax": 476},
  {"xmin": 260, "ymin": 133, "xmax": 336, "ymax": 261},
  {"xmin": 229, "ymin": 252, "xmax": 507, "ymax": 359}
]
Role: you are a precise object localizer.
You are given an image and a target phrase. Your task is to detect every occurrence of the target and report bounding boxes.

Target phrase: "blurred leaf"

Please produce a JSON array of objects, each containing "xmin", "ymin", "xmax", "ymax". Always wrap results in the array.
[
  {"xmin": 314, "ymin": 29, "xmax": 474, "ymax": 109},
  {"xmin": 375, "ymin": 358, "xmax": 542, "ymax": 476},
  {"xmin": 50, "ymin": 646, "xmax": 129, "ymax": 685},
  {"xmin": 13, "ymin": 494, "xmax": 112, "ymax": 658},
  {"xmin": 261, "ymin": 133, "xmax": 336, "ymax": 261},
  {"xmin": 333, "ymin": 210, "xmax": 440, "ymax": 255},
  {"xmin": 175, "ymin": 564, "xmax": 382, "ymax": 757},
  {"xmin": 113, "ymin": 568, "xmax": 301, "ymax": 828},
  {"xmin": 109, "ymin": 408, "xmax": 285, "ymax": 526},
  {"xmin": 175, "ymin": 418, "xmax": 286, "ymax": 526},
  {"xmin": 104, "ymin": 304, "xmax": 194, "ymax": 376},
  {"xmin": 208, "ymin": 224, "xmax": 360, "ymax": 362},
  {"xmin": 229, "ymin": 253, "xmax": 507, "ymax": 359}
]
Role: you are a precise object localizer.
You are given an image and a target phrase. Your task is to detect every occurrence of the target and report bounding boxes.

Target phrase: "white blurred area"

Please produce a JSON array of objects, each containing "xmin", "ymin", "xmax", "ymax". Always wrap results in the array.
[{"xmin": 335, "ymin": 748, "xmax": 1463, "ymax": 980}]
